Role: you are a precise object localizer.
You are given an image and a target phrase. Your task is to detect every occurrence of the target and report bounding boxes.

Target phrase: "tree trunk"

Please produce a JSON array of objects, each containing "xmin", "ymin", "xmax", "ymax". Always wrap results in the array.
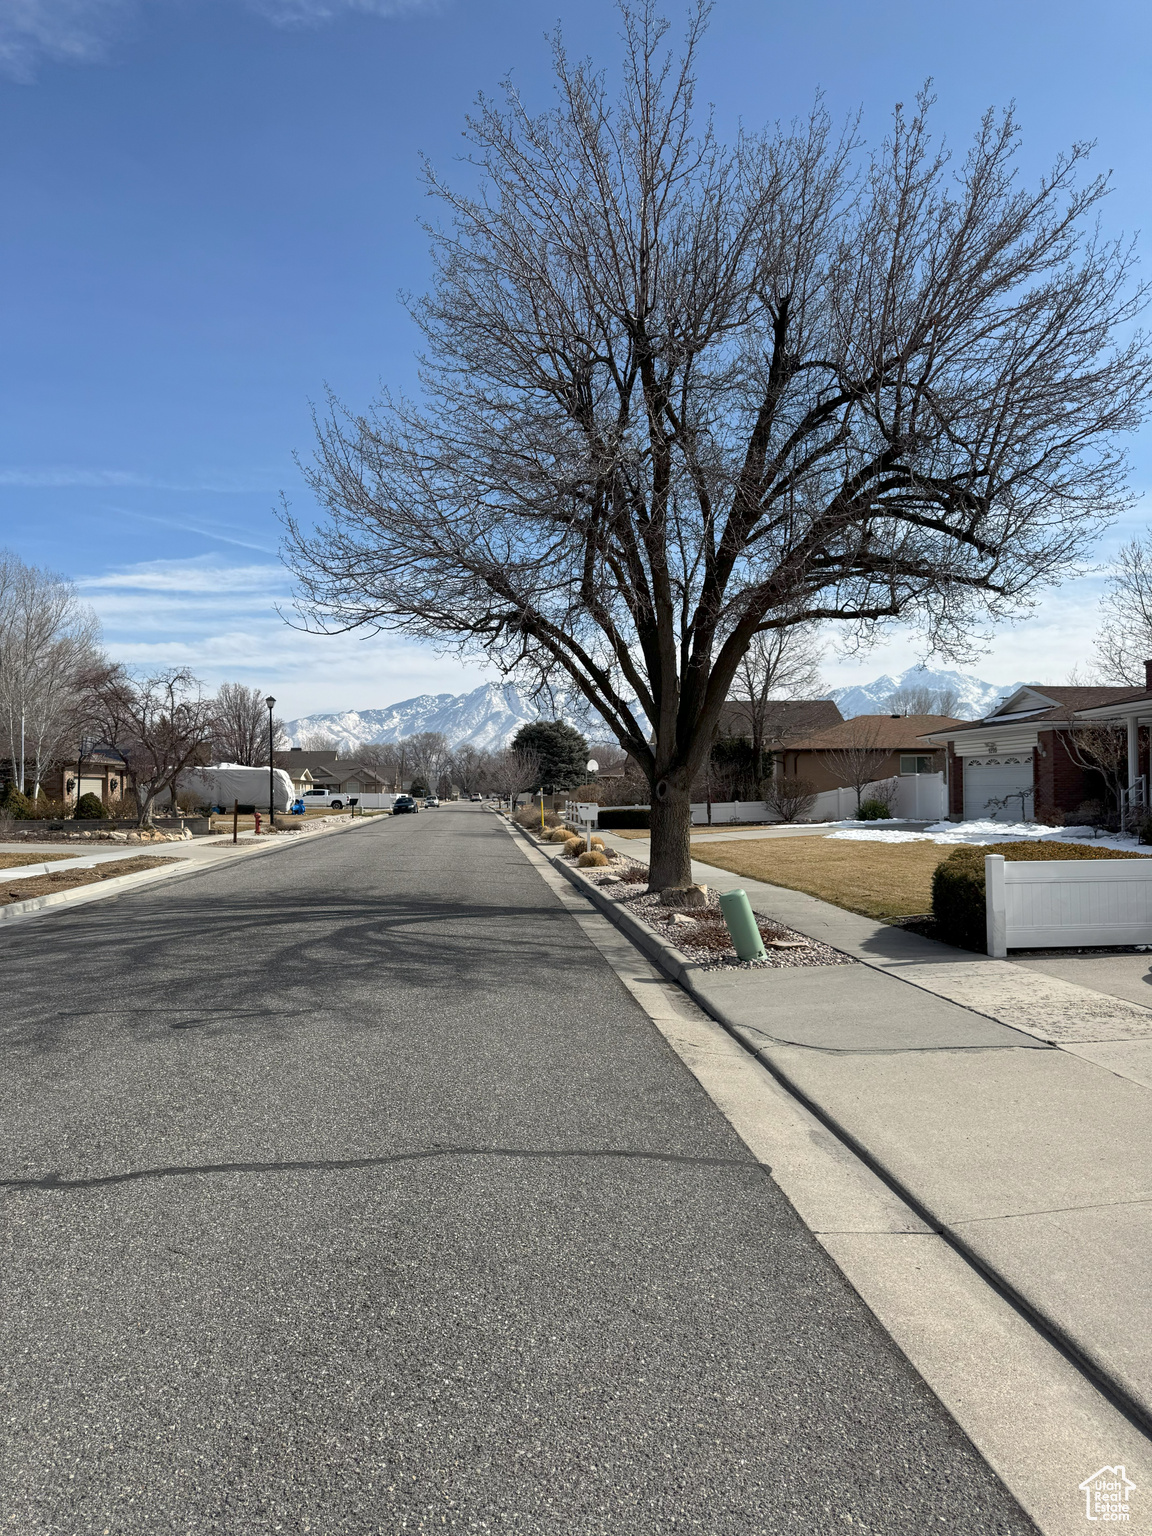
[{"xmin": 649, "ymin": 775, "xmax": 693, "ymax": 891}]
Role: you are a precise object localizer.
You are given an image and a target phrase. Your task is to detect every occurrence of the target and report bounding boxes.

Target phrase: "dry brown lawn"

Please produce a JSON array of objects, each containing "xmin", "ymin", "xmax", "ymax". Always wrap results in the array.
[
  {"xmin": 0, "ymin": 855, "xmax": 180, "ymax": 906},
  {"xmin": 0, "ymin": 851, "xmax": 76, "ymax": 871},
  {"xmin": 689, "ymin": 835, "xmax": 954, "ymax": 922}
]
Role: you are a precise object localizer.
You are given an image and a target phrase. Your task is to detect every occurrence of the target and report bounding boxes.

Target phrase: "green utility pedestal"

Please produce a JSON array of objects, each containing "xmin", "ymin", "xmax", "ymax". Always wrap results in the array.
[{"xmin": 719, "ymin": 888, "xmax": 766, "ymax": 961}]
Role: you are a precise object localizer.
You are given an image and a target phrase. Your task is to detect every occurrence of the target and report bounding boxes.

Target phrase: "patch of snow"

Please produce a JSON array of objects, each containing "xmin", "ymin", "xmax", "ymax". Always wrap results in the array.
[{"xmin": 829, "ymin": 819, "xmax": 1152, "ymax": 855}]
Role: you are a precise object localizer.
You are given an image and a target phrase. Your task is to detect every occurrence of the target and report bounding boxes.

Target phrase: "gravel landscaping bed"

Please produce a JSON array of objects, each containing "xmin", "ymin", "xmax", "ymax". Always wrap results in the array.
[{"xmin": 575, "ymin": 848, "xmax": 854, "ymax": 971}]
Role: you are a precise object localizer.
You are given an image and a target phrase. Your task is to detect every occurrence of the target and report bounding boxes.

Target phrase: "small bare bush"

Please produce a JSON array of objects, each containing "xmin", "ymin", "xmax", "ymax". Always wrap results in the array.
[{"xmin": 764, "ymin": 777, "xmax": 818, "ymax": 823}]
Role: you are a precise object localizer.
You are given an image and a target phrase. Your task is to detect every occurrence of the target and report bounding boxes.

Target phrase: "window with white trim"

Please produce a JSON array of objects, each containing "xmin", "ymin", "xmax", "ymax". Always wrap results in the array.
[{"xmin": 899, "ymin": 754, "xmax": 934, "ymax": 774}]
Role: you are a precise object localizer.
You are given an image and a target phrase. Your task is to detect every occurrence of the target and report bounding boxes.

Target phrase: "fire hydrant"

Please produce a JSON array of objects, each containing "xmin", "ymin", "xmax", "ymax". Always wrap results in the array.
[{"xmin": 253, "ymin": 810, "xmax": 262, "ymax": 835}]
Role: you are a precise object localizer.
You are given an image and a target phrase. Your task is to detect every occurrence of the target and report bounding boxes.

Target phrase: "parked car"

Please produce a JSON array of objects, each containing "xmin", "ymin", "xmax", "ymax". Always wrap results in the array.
[
  {"xmin": 470, "ymin": 793, "xmax": 483, "ymax": 802},
  {"xmin": 424, "ymin": 796, "xmax": 440, "ymax": 808},
  {"xmin": 392, "ymin": 794, "xmax": 419, "ymax": 815}
]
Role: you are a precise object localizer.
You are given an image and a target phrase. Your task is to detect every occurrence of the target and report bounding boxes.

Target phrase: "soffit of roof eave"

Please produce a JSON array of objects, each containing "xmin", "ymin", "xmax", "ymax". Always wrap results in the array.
[{"xmin": 1071, "ymin": 698, "xmax": 1152, "ymax": 722}]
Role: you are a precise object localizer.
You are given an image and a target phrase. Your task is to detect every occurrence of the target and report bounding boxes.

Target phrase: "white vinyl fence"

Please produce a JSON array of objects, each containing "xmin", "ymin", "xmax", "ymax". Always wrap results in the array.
[
  {"xmin": 985, "ymin": 852, "xmax": 1152, "ymax": 956},
  {"xmin": 565, "ymin": 772, "xmax": 947, "ymax": 830}
]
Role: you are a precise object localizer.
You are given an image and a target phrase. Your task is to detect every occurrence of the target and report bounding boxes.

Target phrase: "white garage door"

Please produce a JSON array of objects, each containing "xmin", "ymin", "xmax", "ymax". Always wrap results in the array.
[{"xmin": 964, "ymin": 756, "xmax": 1034, "ymax": 822}]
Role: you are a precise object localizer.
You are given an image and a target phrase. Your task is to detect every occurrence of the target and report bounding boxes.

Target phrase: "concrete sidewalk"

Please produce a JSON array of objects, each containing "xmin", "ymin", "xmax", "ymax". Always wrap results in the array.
[{"xmin": 573, "ymin": 830, "xmax": 1152, "ymax": 1433}]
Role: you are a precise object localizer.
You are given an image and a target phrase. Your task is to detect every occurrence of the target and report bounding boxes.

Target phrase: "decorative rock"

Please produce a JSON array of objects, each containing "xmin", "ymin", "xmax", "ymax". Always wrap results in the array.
[
  {"xmin": 670, "ymin": 912, "xmax": 697, "ymax": 927},
  {"xmin": 659, "ymin": 883, "xmax": 709, "ymax": 909}
]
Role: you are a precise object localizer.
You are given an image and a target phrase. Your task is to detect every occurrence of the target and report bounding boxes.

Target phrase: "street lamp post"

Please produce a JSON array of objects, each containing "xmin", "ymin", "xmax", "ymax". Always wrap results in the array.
[{"xmin": 265, "ymin": 696, "xmax": 276, "ymax": 831}]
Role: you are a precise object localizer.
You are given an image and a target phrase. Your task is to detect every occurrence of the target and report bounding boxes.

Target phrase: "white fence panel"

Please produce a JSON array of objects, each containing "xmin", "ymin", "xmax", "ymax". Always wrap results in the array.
[
  {"xmin": 690, "ymin": 800, "xmax": 769, "ymax": 826},
  {"xmin": 985, "ymin": 853, "xmax": 1152, "ymax": 956}
]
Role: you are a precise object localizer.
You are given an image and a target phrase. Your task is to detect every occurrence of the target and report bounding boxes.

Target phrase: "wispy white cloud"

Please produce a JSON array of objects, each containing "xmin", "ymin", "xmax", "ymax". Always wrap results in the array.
[
  {"xmin": 0, "ymin": 466, "xmax": 268, "ymax": 491},
  {"xmin": 78, "ymin": 554, "xmax": 491, "ymax": 715},
  {"xmin": 79, "ymin": 556, "xmax": 288, "ymax": 594},
  {"xmin": 1, "ymin": 0, "xmax": 438, "ymax": 80}
]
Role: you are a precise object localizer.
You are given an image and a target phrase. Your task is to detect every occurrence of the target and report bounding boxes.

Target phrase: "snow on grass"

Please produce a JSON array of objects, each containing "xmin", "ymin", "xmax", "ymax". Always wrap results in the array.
[{"xmin": 828, "ymin": 819, "xmax": 1152, "ymax": 854}]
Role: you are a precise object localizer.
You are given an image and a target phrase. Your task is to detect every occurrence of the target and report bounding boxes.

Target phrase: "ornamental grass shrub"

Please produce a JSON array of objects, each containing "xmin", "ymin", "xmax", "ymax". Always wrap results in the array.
[
  {"xmin": 578, "ymin": 850, "xmax": 609, "ymax": 868},
  {"xmin": 931, "ymin": 840, "xmax": 1147, "ymax": 952}
]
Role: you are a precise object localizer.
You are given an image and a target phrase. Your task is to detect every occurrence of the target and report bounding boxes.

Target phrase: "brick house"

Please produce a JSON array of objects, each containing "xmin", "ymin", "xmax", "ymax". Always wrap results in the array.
[
  {"xmin": 773, "ymin": 713, "xmax": 962, "ymax": 793},
  {"xmin": 919, "ymin": 681, "xmax": 1152, "ymax": 822}
]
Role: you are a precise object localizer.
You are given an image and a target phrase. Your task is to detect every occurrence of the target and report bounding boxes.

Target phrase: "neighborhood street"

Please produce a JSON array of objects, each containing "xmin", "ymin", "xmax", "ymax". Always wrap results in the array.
[{"xmin": 0, "ymin": 804, "xmax": 1036, "ymax": 1533}]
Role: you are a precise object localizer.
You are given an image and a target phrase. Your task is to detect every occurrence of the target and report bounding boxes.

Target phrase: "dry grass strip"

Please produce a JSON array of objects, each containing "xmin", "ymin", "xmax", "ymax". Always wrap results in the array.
[
  {"xmin": 0, "ymin": 856, "xmax": 181, "ymax": 907},
  {"xmin": 0, "ymin": 852, "xmax": 77, "ymax": 871},
  {"xmin": 689, "ymin": 835, "xmax": 956, "ymax": 922}
]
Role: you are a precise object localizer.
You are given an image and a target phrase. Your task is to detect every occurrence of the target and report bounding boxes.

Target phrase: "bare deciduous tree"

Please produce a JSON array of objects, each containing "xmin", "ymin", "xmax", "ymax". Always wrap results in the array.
[
  {"xmin": 1096, "ymin": 536, "xmax": 1152, "ymax": 686},
  {"xmin": 0, "ymin": 551, "xmax": 103, "ymax": 799},
  {"xmin": 821, "ymin": 717, "xmax": 891, "ymax": 812},
  {"xmin": 448, "ymin": 743, "xmax": 493, "ymax": 796},
  {"xmin": 724, "ymin": 627, "xmax": 824, "ymax": 796},
  {"xmin": 489, "ymin": 744, "xmax": 544, "ymax": 807},
  {"xmin": 297, "ymin": 730, "xmax": 340, "ymax": 753},
  {"xmin": 885, "ymin": 682, "xmax": 962, "ymax": 717},
  {"xmin": 407, "ymin": 731, "xmax": 451, "ymax": 793},
  {"xmin": 1060, "ymin": 723, "xmax": 1128, "ymax": 819},
  {"xmin": 213, "ymin": 682, "xmax": 287, "ymax": 765},
  {"xmin": 84, "ymin": 666, "xmax": 216, "ymax": 826},
  {"xmin": 282, "ymin": 4, "xmax": 1152, "ymax": 888}
]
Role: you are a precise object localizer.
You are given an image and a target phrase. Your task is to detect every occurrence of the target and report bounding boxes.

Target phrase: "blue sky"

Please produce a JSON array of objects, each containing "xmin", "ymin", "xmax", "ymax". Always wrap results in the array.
[{"xmin": 3, "ymin": 0, "xmax": 1151, "ymax": 719}]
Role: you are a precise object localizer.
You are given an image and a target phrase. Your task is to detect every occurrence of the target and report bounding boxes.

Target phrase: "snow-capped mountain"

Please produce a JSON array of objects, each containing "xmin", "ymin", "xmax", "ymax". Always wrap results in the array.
[
  {"xmin": 284, "ymin": 666, "xmax": 1038, "ymax": 751},
  {"xmin": 282, "ymin": 681, "xmax": 613, "ymax": 753},
  {"xmin": 828, "ymin": 666, "xmax": 1035, "ymax": 721}
]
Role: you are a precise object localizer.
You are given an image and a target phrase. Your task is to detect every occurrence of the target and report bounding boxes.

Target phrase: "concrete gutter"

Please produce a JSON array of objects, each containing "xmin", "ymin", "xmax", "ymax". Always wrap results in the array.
[{"xmin": 507, "ymin": 818, "xmax": 1152, "ymax": 1440}]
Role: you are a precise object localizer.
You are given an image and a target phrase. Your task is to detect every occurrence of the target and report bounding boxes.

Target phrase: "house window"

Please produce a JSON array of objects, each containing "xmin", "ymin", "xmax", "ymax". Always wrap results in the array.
[{"xmin": 900, "ymin": 755, "xmax": 934, "ymax": 775}]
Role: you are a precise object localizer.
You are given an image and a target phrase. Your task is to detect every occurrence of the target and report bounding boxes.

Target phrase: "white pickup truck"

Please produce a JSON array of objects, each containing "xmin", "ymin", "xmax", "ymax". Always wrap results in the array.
[{"xmin": 300, "ymin": 790, "xmax": 398, "ymax": 811}]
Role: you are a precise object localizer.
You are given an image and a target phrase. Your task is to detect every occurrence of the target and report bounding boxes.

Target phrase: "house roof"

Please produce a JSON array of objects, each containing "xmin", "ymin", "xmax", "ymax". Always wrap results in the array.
[
  {"xmin": 718, "ymin": 698, "xmax": 843, "ymax": 745},
  {"xmin": 275, "ymin": 750, "xmax": 343, "ymax": 773},
  {"xmin": 785, "ymin": 713, "xmax": 963, "ymax": 752},
  {"xmin": 275, "ymin": 751, "xmax": 386, "ymax": 786},
  {"xmin": 919, "ymin": 685, "xmax": 1150, "ymax": 740}
]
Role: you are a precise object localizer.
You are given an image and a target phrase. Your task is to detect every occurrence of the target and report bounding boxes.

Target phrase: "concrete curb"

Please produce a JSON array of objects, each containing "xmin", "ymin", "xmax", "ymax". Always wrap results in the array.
[
  {"xmin": 0, "ymin": 858, "xmax": 194, "ymax": 924},
  {"xmin": 0, "ymin": 812, "xmax": 383, "ymax": 930},
  {"xmin": 503, "ymin": 816, "xmax": 1152, "ymax": 1440}
]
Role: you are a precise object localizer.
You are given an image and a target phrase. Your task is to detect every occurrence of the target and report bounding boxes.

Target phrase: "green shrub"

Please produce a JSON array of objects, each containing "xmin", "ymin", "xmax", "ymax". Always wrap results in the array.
[
  {"xmin": 0, "ymin": 783, "xmax": 31, "ymax": 819},
  {"xmin": 857, "ymin": 798, "xmax": 891, "ymax": 821},
  {"xmin": 74, "ymin": 792, "xmax": 107, "ymax": 820},
  {"xmin": 932, "ymin": 840, "xmax": 1148, "ymax": 952},
  {"xmin": 597, "ymin": 807, "xmax": 650, "ymax": 830}
]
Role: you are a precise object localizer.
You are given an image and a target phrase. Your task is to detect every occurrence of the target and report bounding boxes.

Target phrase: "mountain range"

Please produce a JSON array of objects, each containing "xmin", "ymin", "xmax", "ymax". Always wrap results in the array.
[
  {"xmin": 827, "ymin": 666, "xmax": 1035, "ymax": 721},
  {"xmin": 281, "ymin": 681, "xmax": 601, "ymax": 754},
  {"xmin": 282, "ymin": 667, "xmax": 1039, "ymax": 751}
]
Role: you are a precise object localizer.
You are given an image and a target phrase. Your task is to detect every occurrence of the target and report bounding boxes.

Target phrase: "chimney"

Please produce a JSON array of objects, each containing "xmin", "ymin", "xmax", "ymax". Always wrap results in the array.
[{"xmin": 1145, "ymin": 659, "xmax": 1152, "ymax": 692}]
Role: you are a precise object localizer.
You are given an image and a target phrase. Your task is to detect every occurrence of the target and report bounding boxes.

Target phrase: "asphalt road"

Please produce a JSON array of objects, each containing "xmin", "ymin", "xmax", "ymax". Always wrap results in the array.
[{"xmin": 0, "ymin": 805, "xmax": 1037, "ymax": 1535}]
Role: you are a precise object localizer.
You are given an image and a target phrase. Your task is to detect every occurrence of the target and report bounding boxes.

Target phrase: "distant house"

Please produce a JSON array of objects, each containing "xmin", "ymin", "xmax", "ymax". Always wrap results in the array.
[
  {"xmin": 716, "ymin": 698, "xmax": 843, "ymax": 750},
  {"xmin": 776, "ymin": 713, "xmax": 962, "ymax": 793},
  {"xmin": 921, "ymin": 680, "xmax": 1152, "ymax": 822},
  {"xmin": 275, "ymin": 749, "xmax": 389, "ymax": 796},
  {"xmin": 2, "ymin": 746, "xmax": 131, "ymax": 811}
]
